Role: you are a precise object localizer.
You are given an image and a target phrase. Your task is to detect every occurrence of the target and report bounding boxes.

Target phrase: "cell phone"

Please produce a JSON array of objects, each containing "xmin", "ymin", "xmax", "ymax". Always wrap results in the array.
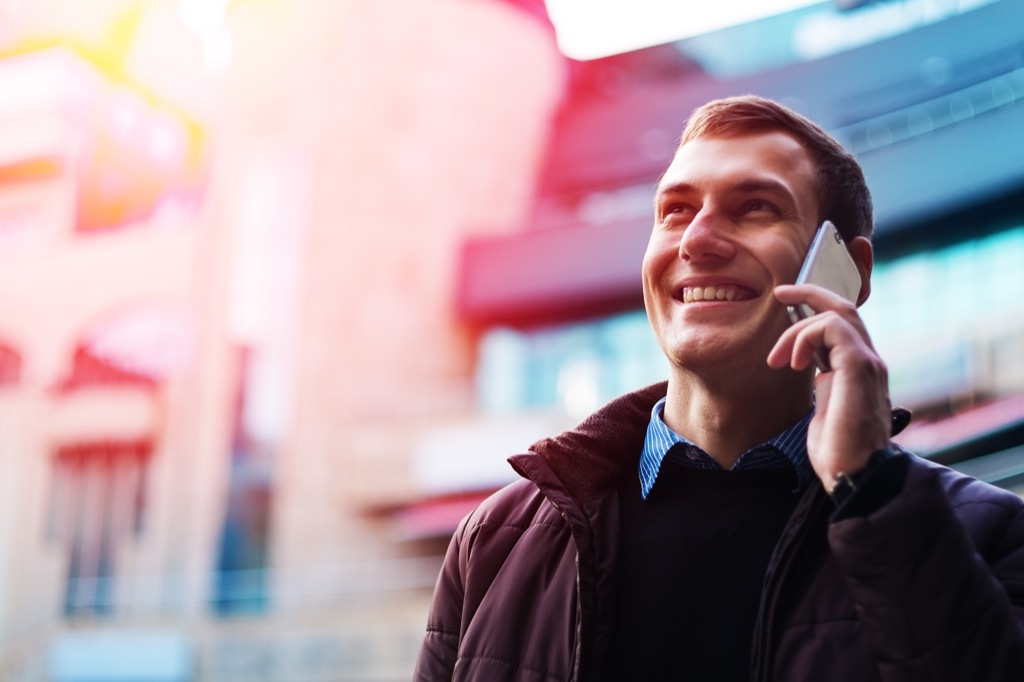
[{"xmin": 786, "ymin": 220, "xmax": 862, "ymax": 371}]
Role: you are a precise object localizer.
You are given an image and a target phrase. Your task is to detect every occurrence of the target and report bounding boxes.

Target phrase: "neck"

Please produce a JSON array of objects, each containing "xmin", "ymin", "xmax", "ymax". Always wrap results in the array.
[{"xmin": 663, "ymin": 363, "xmax": 813, "ymax": 469}]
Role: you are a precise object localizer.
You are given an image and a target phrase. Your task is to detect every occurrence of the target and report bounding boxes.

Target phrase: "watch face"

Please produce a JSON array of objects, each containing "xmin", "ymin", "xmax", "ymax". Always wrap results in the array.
[{"xmin": 829, "ymin": 471, "xmax": 858, "ymax": 507}]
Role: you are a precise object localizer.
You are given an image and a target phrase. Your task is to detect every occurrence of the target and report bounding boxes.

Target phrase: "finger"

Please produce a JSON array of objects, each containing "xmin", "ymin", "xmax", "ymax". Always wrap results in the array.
[
  {"xmin": 791, "ymin": 321, "xmax": 828, "ymax": 371},
  {"xmin": 790, "ymin": 317, "xmax": 833, "ymax": 371},
  {"xmin": 768, "ymin": 321, "xmax": 801, "ymax": 369},
  {"xmin": 775, "ymin": 284, "xmax": 872, "ymax": 345},
  {"xmin": 768, "ymin": 315, "xmax": 823, "ymax": 370},
  {"xmin": 772, "ymin": 311, "xmax": 865, "ymax": 372},
  {"xmin": 775, "ymin": 283, "xmax": 857, "ymax": 317}
]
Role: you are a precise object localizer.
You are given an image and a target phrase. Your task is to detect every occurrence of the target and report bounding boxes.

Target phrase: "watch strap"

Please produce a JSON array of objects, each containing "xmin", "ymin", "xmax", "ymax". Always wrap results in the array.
[{"xmin": 829, "ymin": 447, "xmax": 898, "ymax": 508}]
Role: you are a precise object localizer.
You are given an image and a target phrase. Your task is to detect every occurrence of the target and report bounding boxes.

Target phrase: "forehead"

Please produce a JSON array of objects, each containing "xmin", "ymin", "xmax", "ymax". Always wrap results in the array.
[{"xmin": 657, "ymin": 130, "xmax": 818, "ymax": 197}]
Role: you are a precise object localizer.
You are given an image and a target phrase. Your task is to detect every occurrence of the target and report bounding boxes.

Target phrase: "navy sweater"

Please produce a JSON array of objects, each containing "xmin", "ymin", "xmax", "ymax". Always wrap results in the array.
[{"xmin": 607, "ymin": 462, "xmax": 801, "ymax": 680}]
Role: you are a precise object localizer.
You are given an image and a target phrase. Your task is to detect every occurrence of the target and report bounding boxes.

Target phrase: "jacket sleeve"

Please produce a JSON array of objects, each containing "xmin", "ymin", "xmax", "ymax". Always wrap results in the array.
[
  {"xmin": 829, "ymin": 454, "xmax": 1024, "ymax": 681},
  {"xmin": 414, "ymin": 515, "xmax": 468, "ymax": 681}
]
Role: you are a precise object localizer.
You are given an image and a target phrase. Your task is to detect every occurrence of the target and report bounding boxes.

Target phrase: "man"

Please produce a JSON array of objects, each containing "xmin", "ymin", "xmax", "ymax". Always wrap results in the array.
[{"xmin": 415, "ymin": 95, "xmax": 1024, "ymax": 681}]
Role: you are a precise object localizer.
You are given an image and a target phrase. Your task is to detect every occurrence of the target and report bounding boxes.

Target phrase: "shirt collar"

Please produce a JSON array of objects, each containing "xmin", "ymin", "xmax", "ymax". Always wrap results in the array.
[{"xmin": 638, "ymin": 396, "xmax": 812, "ymax": 499}]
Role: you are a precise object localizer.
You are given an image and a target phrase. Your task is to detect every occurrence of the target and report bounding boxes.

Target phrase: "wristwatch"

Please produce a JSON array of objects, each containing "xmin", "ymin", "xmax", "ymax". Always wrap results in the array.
[{"xmin": 828, "ymin": 447, "xmax": 897, "ymax": 507}]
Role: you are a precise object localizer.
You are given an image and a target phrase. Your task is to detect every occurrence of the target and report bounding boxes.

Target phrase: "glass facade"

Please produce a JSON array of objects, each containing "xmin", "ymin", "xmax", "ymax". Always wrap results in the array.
[
  {"xmin": 862, "ymin": 223, "xmax": 1024, "ymax": 404},
  {"xmin": 476, "ymin": 310, "xmax": 666, "ymax": 419}
]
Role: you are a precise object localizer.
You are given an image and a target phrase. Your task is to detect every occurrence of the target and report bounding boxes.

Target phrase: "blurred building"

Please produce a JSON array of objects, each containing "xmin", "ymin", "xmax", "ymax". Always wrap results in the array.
[
  {"xmin": 0, "ymin": 0, "xmax": 565, "ymax": 680},
  {"xmin": 0, "ymin": 44, "xmax": 216, "ymax": 679}
]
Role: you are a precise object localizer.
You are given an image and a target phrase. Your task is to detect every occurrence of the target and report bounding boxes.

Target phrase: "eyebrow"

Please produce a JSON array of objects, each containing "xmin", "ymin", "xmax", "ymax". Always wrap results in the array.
[{"xmin": 655, "ymin": 178, "xmax": 794, "ymax": 201}]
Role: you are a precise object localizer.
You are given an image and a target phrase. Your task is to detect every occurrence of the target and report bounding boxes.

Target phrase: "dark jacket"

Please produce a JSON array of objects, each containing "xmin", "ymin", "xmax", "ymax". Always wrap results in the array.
[{"xmin": 415, "ymin": 383, "xmax": 1024, "ymax": 681}]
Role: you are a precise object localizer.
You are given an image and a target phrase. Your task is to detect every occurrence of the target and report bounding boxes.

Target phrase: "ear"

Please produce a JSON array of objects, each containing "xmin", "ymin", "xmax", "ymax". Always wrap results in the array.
[{"xmin": 847, "ymin": 236, "xmax": 873, "ymax": 306}]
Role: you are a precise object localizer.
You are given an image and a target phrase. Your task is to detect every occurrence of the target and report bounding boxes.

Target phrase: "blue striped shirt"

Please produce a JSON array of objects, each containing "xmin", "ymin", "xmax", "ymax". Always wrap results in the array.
[{"xmin": 639, "ymin": 397, "xmax": 813, "ymax": 499}]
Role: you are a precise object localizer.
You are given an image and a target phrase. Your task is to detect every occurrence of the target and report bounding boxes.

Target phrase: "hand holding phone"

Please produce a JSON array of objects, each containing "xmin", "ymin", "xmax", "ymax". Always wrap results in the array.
[{"xmin": 786, "ymin": 221, "xmax": 862, "ymax": 371}]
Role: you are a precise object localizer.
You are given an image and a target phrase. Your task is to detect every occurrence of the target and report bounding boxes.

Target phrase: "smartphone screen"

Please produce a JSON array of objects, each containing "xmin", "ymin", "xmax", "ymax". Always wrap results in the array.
[{"xmin": 786, "ymin": 221, "xmax": 862, "ymax": 371}]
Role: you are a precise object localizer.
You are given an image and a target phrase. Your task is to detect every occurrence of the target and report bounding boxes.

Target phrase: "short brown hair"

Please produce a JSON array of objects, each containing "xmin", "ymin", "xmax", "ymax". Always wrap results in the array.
[{"xmin": 679, "ymin": 95, "xmax": 873, "ymax": 241}]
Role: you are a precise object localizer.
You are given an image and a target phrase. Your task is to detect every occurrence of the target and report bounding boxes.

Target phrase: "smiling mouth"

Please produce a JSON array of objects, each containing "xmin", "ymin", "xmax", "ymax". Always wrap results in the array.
[{"xmin": 679, "ymin": 284, "xmax": 756, "ymax": 304}]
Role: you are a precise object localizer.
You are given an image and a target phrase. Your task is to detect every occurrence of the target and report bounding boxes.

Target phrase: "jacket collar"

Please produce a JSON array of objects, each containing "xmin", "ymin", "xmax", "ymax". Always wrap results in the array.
[
  {"xmin": 518, "ymin": 380, "xmax": 912, "ymax": 506},
  {"xmin": 523, "ymin": 382, "xmax": 667, "ymax": 504}
]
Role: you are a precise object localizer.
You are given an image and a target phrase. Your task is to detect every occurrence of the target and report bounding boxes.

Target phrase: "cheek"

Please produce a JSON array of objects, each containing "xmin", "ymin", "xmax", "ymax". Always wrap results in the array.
[
  {"xmin": 640, "ymin": 268, "xmax": 662, "ymax": 323},
  {"xmin": 642, "ymin": 234, "xmax": 676, "ymax": 276},
  {"xmin": 641, "ymin": 259, "xmax": 676, "ymax": 319},
  {"xmin": 757, "ymin": 237, "xmax": 807, "ymax": 281},
  {"xmin": 640, "ymin": 244, "xmax": 660, "ymax": 292},
  {"xmin": 782, "ymin": 245, "xmax": 808, "ymax": 280}
]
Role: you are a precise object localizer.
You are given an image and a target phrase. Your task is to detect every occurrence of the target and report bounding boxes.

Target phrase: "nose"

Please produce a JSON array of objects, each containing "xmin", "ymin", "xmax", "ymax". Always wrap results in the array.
[{"xmin": 678, "ymin": 209, "xmax": 736, "ymax": 263}]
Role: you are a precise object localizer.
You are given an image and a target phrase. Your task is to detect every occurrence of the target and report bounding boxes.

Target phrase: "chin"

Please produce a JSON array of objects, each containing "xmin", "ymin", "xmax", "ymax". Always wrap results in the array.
[
  {"xmin": 666, "ymin": 342, "xmax": 738, "ymax": 370},
  {"xmin": 666, "ymin": 334, "xmax": 768, "ymax": 371}
]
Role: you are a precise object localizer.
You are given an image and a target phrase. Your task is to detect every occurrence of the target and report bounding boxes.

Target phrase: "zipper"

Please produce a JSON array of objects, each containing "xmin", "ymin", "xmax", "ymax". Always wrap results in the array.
[{"xmin": 750, "ymin": 484, "xmax": 829, "ymax": 682}]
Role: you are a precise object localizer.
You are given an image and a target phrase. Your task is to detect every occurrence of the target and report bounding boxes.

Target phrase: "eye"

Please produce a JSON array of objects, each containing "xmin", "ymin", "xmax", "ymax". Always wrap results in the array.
[
  {"xmin": 741, "ymin": 199, "xmax": 780, "ymax": 216},
  {"xmin": 661, "ymin": 202, "xmax": 695, "ymax": 219}
]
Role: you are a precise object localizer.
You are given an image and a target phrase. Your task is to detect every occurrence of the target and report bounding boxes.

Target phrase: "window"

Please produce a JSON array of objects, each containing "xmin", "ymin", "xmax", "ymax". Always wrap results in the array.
[
  {"xmin": 476, "ymin": 310, "xmax": 666, "ymax": 418},
  {"xmin": 862, "ymin": 224, "xmax": 1024, "ymax": 406},
  {"xmin": 49, "ymin": 440, "xmax": 150, "ymax": 617}
]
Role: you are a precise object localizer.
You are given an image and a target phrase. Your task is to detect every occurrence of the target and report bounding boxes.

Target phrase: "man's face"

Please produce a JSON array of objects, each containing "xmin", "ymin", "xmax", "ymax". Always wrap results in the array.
[{"xmin": 643, "ymin": 130, "xmax": 821, "ymax": 372}]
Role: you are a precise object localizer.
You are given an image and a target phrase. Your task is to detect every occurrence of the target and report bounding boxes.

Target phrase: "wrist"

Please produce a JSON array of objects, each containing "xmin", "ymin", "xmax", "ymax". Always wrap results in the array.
[{"xmin": 827, "ymin": 447, "xmax": 897, "ymax": 506}]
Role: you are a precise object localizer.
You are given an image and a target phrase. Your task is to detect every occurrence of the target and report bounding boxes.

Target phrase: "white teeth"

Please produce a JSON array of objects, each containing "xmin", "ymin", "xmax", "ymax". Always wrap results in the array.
[{"xmin": 681, "ymin": 285, "xmax": 741, "ymax": 303}]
